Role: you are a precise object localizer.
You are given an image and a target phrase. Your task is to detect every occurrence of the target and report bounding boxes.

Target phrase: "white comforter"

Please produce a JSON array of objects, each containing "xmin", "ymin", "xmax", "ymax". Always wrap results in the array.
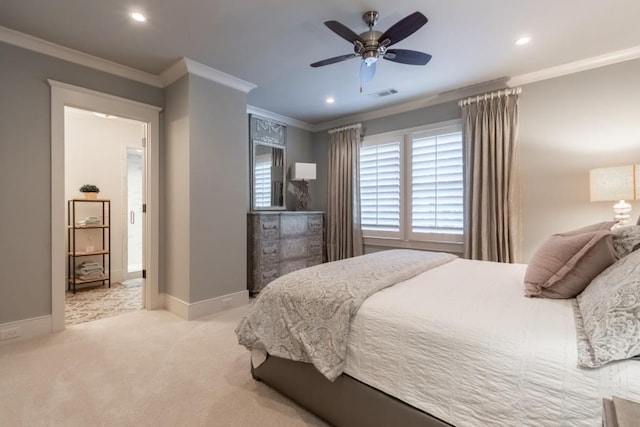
[{"xmin": 343, "ymin": 258, "xmax": 640, "ymax": 426}]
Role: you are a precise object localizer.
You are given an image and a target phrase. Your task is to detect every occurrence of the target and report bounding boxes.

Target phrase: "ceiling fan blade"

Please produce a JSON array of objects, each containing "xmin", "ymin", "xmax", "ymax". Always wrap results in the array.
[
  {"xmin": 378, "ymin": 12, "xmax": 428, "ymax": 47},
  {"xmin": 324, "ymin": 21, "xmax": 365, "ymax": 44},
  {"xmin": 383, "ymin": 49, "xmax": 432, "ymax": 65},
  {"xmin": 360, "ymin": 61, "xmax": 376, "ymax": 83},
  {"xmin": 310, "ymin": 53, "xmax": 358, "ymax": 68}
]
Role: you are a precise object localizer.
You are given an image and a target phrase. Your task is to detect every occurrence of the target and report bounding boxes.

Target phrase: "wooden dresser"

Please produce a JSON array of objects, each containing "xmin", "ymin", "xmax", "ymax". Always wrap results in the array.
[{"xmin": 247, "ymin": 211, "xmax": 324, "ymax": 294}]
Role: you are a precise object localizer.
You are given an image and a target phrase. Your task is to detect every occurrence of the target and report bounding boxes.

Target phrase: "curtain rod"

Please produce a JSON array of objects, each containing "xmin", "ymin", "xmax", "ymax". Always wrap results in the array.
[
  {"xmin": 458, "ymin": 87, "xmax": 522, "ymax": 107},
  {"xmin": 328, "ymin": 123, "xmax": 362, "ymax": 134}
]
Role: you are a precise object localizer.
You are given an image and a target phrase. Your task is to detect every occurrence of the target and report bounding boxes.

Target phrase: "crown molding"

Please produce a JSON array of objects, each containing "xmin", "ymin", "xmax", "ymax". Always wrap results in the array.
[
  {"xmin": 0, "ymin": 25, "xmax": 163, "ymax": 87},
  {"xmin": 159, "ymin": 58, "xmax": 188, "ymax": 87},
  {"xmin": 315, "ymin": 45, "xmax": 640, "ymax": 131},
  {"xmin": 246, "ymin": 105, "xmax": 313, "ymax": 131},
  {"xmin": 508, "ymin": 45, "xmax": 640, "ymax": 87},
  {"xmin": 184, "ymin": 58, "xmax": 256, "ymax": 93},
  {"xmin": 312, "ymin": 78, "xmax": 509, "ymax": 132},
  {"xmin": 0, "ymin": 26, "xmax": 256, "ymax": 93},
  {"xmin": 312, "ymin": 95, "xmax": 440, "ymax": 132},
  {"xmin": 161, "ymin": 57, "xmax": 257, "ymax": 94}
]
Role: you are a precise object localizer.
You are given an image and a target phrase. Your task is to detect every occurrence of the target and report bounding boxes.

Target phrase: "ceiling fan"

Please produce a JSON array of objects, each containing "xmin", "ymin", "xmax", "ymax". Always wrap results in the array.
[{"xmin": 311, "ymin": 11, "xmax": 432, "ymax": 91}]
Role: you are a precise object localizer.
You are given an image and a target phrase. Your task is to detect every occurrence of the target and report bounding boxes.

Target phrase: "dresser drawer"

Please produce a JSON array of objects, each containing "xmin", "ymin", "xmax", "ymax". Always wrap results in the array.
[
  {"xmin": 280, "ymin": 214, "xmax": 308, "ymax": 237},
  {"xmin": 256, "ymin": 215, "xmax": 279, "ymax": 240},
  {"xmin": 308, "ymin": 214, "xmax": 323, "ymax": 235},
  {"xmin": 253, "ymin": 239, "xmax": 279, "ymax": 264},
  {"xmin": 308, "ymin": 236, "xmax": 323, "ymax": 256},
  {"xmin": 280, "ymin": 237, "xmax": 309, "ymax": 260},
  {"xmin": 253, "ymin": 263, "xmax": 280, "ymax": 290}
]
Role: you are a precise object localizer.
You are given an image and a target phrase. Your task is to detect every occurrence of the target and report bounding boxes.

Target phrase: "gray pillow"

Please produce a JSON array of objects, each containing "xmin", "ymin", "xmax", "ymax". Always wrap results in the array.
[
  {"xmin": 574, "ymin": 248, "xmax": 640, "ymax": 368},
  {"xmin": 612, "ymin": 225, "xmax": 640, "ymax": 259}
]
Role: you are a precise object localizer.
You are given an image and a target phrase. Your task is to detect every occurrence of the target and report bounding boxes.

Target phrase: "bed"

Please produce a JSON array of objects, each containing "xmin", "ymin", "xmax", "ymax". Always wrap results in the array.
[{"xmin": 236, "ymin": 235, "xmax": 640, "ymax": 426}]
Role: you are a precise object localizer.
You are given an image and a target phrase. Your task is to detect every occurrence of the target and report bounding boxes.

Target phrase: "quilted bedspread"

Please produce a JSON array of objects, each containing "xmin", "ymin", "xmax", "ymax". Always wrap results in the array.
[{"xmin": 235, "ymin": 249, "xmax": 456, "ymax": 381}]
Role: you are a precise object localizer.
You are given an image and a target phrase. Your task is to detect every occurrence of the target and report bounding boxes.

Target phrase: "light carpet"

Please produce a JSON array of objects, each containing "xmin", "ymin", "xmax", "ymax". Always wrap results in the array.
[{"xmin": 0, "ymin": 306, "xmax": 328, "ymax": 427}]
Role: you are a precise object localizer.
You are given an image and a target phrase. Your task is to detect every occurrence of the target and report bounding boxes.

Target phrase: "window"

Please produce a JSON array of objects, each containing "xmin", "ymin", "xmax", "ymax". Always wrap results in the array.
[
  {"xmin": 359, "ymin": 120, "xmax": 463, "ymax": 243},
  {"xmin": 254, "ymin": 158, "xmax": 271, "ymax": 208},
  {"xmin": 359, "ymin": 140, "xmax": 401, "ymax": 237},
  {"xmin": 410, "ymin": 129, "xmax": 464, "ymax": 237}
]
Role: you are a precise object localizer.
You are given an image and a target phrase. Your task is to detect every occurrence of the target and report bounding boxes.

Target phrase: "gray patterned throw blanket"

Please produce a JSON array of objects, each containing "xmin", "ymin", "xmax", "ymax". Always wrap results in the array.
[{"xmin": 235, "ymin": 249, "xmax": 456, "ymax": 381}]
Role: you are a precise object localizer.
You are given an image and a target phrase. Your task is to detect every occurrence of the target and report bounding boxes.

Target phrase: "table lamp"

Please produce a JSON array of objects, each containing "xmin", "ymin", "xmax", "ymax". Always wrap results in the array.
[
  {"xmin": 589, "ymin": 165, "xmax": 638, "ymax": 226},
  {"xmin": 291, "ymin": 162, "xmax": 316, "ymax": 210}
]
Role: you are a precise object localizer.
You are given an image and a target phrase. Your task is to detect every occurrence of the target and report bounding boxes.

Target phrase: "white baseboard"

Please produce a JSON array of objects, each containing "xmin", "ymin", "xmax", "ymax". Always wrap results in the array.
[
  {"xmin": 0, "ymin": 291, "xmax": 248, "ymax": 346},
  {"xmin": 161, "ymin": 290, "xmax": 249, "ymax": 320},
  {"xmin": 111, "ymin": 269, "xmax": 123, "ymax": 284},
  {"xmin": 0, "ymin": 315, "xmax": 52, "ymax": 346}
]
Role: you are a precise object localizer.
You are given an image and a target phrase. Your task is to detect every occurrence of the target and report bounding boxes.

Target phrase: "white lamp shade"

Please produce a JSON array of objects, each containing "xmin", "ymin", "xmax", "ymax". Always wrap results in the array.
[
  {"xmin": 292, "ymin": 162, "xmax": 316, "ymax": 181},
  {"xmin": 589, "ymin": 165, "xmax": 637, "ymax": 202}
]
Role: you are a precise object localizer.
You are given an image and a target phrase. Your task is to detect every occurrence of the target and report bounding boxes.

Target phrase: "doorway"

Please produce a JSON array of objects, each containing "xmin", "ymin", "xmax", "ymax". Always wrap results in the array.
[
  {"xmin": 50, "ymin": 80, "xmax": 161, "ymax": 332},
  {"xmin": 63, "ymin": 107, "xmax": 146, "ymax": 326}
]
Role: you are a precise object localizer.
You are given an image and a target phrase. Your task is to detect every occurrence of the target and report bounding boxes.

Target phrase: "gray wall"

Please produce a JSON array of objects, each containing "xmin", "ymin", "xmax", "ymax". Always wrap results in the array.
[
  {"xmin": 284, "ymin": 125, "xmax": 316, "ymax": 210},
  {"xmin": 0, "ymin": 42, "xmax": 163, "ymax": 324},
  {"xmin": 189, "ymin": 75, "xmax": 248, "ymax": 302},
  {"xmin": 519, "ymin": 58, "xmax": 640, "ymax": 261},
  {"xmin": 163, "ymin": 76, "xmax": 191, "ymax": 302}
]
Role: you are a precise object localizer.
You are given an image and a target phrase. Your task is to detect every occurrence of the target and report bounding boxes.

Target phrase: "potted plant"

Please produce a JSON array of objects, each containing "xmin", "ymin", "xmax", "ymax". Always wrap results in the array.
[{"xmin": 79, "ymin": 184, "xmax": 100, "ymax": 200}]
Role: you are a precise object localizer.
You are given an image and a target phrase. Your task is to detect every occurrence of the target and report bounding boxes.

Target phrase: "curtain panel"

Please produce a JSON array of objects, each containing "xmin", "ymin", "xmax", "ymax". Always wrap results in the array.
[
  {"xmin": 327, "ymin": 126, "xmax": 364, "ymax": 261},
  {"xmin": 462, "ymin": 91, "xmax": 521, "ymax": 263}
]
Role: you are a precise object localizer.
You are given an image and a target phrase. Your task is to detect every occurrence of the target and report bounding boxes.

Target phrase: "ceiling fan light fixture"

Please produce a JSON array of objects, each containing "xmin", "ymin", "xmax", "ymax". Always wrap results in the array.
[
  {"xmin": 362, "ymin": 50, "xmax": 378, "ymax": 65},
  {"xmin": 364, "ymin": 56, "xmax": 377, "ymax": 66}
]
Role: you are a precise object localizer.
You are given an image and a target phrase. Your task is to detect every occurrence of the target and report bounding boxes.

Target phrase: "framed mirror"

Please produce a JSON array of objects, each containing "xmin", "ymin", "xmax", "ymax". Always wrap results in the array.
[{"xmin": 250, "ymin": 115, "xmax": 286, "ymax": 211}]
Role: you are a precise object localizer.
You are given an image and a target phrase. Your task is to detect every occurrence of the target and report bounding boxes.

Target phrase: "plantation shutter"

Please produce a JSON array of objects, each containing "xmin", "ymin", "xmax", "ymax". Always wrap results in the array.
[
  {"xmin": 359, "ymin": 141, "xmax": 401, "ymax": 233},
  {"xmin": 411, "ymin": 131, "xmax": 464, "ymax": 234},
  {"xmin": 254, "ymin": 160, "xmax": 271, "ymax": 208}
]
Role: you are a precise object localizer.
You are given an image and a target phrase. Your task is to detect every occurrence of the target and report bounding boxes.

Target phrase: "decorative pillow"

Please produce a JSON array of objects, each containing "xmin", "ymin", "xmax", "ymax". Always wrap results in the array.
[
  {"xmin": 612, "ymin": 225, "xmax": 640, "ymax": 259},
  {"xmin": 524, "ymin": 222, "xmax": 616, "ymax": 298},
  {"xmin": 574, "ymin": 248, "xmax": 640, "ymax": 368}
]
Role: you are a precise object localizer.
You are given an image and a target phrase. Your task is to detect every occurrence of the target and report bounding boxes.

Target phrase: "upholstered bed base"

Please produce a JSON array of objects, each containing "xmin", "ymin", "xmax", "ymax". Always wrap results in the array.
[{"xmin": 251, "ymin": 355, "xmax": 453, "ymax": 427}]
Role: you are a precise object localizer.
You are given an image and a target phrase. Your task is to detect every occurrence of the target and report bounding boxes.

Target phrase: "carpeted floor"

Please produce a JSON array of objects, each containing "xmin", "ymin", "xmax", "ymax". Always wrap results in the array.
[
  {"xmin": 0, "ymin": 305, "xmax": 328, "ymax": 426},
  {"xmin": 65, "ymin": 279, "xmax": 143, "ymax": 326}
]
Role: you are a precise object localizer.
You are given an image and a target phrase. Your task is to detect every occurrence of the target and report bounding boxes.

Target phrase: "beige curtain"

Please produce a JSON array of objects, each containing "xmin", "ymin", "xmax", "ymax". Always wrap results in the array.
[
  {"xmin": 327, "ymin": 126, "xmax": 364, "ymax": 261},
  {"xmin": 462, "ymin": 91, "xmax": 521, "ymax": 263}
]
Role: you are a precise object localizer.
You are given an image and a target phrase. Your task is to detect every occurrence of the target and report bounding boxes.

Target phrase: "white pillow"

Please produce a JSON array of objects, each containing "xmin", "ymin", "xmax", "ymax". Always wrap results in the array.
[
  {"xmin": 612, "ymin": 225, "xmax": 640, "ymax": 259},
  {"xmin": 574, "ymin": 248, "xmax": 640, "ymax": 368}
]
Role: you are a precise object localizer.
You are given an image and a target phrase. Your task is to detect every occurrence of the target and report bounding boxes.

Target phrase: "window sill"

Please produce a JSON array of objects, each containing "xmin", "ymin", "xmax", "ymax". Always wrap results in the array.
[{"xmin": 363, "ymin": 236, "xmax": 464, "ymax": 256}]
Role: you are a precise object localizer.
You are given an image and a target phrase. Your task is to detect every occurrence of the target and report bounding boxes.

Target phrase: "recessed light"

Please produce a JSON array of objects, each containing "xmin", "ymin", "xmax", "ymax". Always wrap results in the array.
[
  {"xmin": 325, "ymin": 97, "xmax": 335, "ymax": 104},
  {"xmin": 515, "ymin": 36, "xmax": 531, "ymax": 46},
  {"xmin": 130, "ymin": 12, "xmax": 147, "ymax": 22}
]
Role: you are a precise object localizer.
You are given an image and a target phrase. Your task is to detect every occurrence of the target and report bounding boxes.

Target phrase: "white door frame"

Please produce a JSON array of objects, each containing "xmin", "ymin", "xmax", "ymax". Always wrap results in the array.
[{"xmin": 50, "ymin": 80, "xmax": 162, "ymax": 332}]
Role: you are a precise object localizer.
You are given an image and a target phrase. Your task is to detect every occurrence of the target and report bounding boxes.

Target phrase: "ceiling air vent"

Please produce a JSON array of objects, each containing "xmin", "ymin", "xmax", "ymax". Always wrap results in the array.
[{"xmin": 368, "ymin": 88, "xmax": 398, "ymax": 98}]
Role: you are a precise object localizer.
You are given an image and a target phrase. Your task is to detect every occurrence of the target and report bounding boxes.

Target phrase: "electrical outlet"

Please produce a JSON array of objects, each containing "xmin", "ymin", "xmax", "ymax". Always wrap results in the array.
[
  {"xmin": 222, "ymin": 298, "xmax": 232, "ymax": 308},
  {"xmin": 0, "ymin": 327, "xmax": 20, "ymax": 340}
]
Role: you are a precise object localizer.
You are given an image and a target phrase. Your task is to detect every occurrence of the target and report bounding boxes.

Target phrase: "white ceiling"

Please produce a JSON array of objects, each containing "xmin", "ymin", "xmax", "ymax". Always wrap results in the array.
[{"xmin": 1, "ymin": 1, "xmax": 640, "ymax": 125}]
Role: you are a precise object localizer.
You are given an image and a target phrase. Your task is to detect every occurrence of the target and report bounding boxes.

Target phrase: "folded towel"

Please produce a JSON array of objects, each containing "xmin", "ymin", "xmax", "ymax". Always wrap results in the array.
[{"xmin": 77, "ymin": 216, "xmax": 102, "ymax": 226}]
